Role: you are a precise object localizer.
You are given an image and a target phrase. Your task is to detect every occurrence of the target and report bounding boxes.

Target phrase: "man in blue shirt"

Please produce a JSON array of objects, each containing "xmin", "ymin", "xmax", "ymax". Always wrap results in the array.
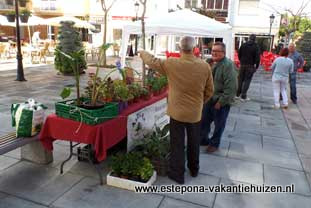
[{"xmin": 288, "ymin": 43, "xmax": 304, "ymax": 104}]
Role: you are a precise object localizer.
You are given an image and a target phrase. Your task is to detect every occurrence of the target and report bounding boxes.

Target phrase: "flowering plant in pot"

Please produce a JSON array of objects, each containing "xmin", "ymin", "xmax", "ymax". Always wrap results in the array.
[{"xmin": 20, "ymin": 9, "xmax": 32, "ymax": 23}]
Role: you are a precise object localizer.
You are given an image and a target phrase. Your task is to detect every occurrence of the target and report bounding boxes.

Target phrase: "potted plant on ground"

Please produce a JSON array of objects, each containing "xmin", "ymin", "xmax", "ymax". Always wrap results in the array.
[
  {"xmin": 20, "ymin": 9, "xmax": 31, "ymax": 23},
  {"xmin": 134, "ymin": 124, "xmax": 170, "ymax": 176},
  {"xmin": 5, "ymin": 11, "xmax": 15, "ymax": 22},
  {"xmin": 107, "ymin": 152, "xmax": 156, "ymax": 191}
]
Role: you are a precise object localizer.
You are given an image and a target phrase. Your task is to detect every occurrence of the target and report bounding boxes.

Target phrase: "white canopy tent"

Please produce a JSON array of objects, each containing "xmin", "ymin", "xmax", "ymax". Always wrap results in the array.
[
  {"xmin": 120, "ymin": 9, "xmax": 233, "ymax": 66},
  {"xmin": 45, "ymin": 16, "xmax": 95, "ymax": 30}
]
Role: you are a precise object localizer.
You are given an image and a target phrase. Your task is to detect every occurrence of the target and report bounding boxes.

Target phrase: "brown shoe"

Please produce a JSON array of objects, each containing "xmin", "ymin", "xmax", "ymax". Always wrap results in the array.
[
  {"xmin": 282, "ymin": 105, "xmax": 288, "ymax": 109},
  {"xmin": 206, "ymin": 146, "xmax": 218, "ymax": 153}
]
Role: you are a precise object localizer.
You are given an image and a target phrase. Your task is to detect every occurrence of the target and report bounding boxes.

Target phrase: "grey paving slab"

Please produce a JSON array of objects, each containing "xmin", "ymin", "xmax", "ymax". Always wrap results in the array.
[
  {"xmin": 264, "ymin": 164, "xmax": 311, "ymax": 195},
  {"xmin": 300, "ymin": 155, "xmax": 311, "ymax": 173},
  {"xmin": 294, "ymin": 138, "xmax": 311, "ymax": 156},
  {"xmin": 228, "ymin": 142, "xmax": 302, "ymax": 171},
  {"xmin": 52, "ymin": 177, "xmax": 163, "ymax": 208},
  {"xmin": 199, "ymin": 154, "xmax": 263, "ymax": 185},
  {"xmin": 0, "ymin": 194, "xmax": 48, "ymax": 208},
  {"xmin": 262, "ymin": 136, "xmax": 296, "ymax": 153},
  {"xmin": 3, "ymin": 148, "xmax": 21, "ymax": 159},
  {"xmin": 155, "ymin": 173, "xmax": 219, "ymax": 207},
  {"xmin": 291, "ymin": 129, "xmax": 311, "ymax": 141},
  {"xmin": 159, "ymin": 197, "xmax": 208, "ymax": 208},
  {"xmin": 0, "ymin": 161, "xmax": 83, "ymax": 205},
  {"xmin": 0, "ymin": 155, "xmax": 19, "ymax": 171},
  {"xmin": 214, "ymin": 179, "xmax": 311, "ymax": 208},
  {"xmin": 222, "ymin": 131, "xmax": 262, "ymax": 148}
]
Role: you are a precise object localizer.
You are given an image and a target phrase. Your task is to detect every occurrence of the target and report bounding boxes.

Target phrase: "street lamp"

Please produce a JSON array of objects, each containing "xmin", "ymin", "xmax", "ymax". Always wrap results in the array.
[
  {"xmin": 134, "ymin": 1, "xmax": 139, "ymax": 55},
  {"xmin": 13, "ymin": 0, "xmax": 26, "ymax": 81},
  {"xmin": 269, "ymin": 14, "xmax": 275, "ymax": 51}
]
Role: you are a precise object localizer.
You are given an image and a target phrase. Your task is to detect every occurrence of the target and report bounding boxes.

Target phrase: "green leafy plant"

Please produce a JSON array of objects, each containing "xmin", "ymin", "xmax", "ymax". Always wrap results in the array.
[
  {"xmin": 134, "ymin": 124, "xmax": 170, "ymax": 160},
  {"xmin": 57, "ymin": 49, "xmax": 82, "ymax": 105},
  {"xmin": 20, "ymin": 9, "xmax": 32, "ymax": 16},
  {"xmin": 110, "ymin": 152, "xmax": 154, "ymax": 182},
  {"xmin": 113, "ymin": 80, "xmax": 129, "ymax": 102}
]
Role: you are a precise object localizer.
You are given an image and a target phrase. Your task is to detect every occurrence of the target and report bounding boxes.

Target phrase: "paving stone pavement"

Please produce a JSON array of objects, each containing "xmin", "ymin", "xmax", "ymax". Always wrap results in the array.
[{"xmin": 1, "ymin": 63, "xmax": 311, "ymax": 208}]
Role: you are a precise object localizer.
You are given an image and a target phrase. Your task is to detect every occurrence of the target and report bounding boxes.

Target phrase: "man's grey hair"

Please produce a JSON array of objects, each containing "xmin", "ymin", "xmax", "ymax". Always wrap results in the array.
[{"xmin": 180, "ymin": 36, "xmax": 196, "ymax": 52}]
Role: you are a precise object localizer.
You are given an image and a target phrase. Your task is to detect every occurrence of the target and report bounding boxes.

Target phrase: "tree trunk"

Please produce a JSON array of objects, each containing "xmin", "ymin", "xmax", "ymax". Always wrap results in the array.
[
  {"xmin": 141, "ymin": 0, "xmax": 147, "ymax": 87},
  {"xmin": 102, "ymin": 12, "xmax": 108, "ymax": 66}
]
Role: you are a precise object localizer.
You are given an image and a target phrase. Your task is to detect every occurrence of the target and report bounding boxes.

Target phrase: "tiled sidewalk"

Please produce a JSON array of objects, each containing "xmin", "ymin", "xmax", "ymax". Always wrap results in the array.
[{"xmin": 1, "ymin": 64, "xmax": 311, "ymax": 208}]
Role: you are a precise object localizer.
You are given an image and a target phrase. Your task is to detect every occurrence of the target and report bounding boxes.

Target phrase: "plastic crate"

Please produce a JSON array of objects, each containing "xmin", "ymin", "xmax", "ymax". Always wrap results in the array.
[{"xmin": 55, "ymin": 98, "xmax": 118, "ymax": 125}]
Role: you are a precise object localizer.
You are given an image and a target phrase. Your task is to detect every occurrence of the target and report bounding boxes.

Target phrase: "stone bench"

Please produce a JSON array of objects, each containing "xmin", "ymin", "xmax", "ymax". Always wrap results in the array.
[{"xmin": 0, "ymin": 132, "xmax": 53, "ymax": 164}]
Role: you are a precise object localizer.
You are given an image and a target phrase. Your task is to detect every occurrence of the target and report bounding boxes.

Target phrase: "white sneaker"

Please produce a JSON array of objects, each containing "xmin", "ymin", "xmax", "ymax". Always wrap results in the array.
[{"xmin": 235, "ymin": 96, "xmax": 240, "ymax": 100}]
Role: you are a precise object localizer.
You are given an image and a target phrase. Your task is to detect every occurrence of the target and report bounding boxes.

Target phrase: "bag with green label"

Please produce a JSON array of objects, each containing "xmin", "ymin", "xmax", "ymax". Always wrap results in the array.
[{"xmin": 11, "ymin": 99, "xmax": 47, "ymax": 137}]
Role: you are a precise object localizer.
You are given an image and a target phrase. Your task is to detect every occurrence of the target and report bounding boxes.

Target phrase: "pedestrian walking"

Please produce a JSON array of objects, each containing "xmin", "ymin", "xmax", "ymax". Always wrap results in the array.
[
  {"xmin": 236, "ymin": 34, "xmax": 260, "ymax": 101},
  {"xmin": 139, "ymin": 36, "xmax": 214, "ymax": 184},
  {"xmin": 288, "ymin": 43, "xmax": 304, "ymax": 104},
  {"xmin": 271, "ymin": 48, "xmax": 294, "ymax": 109},
  {"xmin": 200, "ymin": 42, "xmax": 237, "ymax": 153}
]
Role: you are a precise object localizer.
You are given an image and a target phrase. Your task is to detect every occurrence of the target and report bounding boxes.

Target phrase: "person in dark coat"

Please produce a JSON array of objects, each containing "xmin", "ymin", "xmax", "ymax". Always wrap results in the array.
[{"xmin": 236, "ymin": 34, "xmax": 260, "ymax": 101}]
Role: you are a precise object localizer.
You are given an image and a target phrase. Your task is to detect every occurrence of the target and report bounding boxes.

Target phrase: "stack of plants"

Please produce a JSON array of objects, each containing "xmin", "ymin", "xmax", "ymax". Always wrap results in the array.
[
  {"xmin": 109, "ymin": 152, "xmax": 154, "ymax": 183},
  {"xmin": 133, "ymin": 124, "xmax": 170, "ymax": 176},
  {"xmin": 54, "ymin": 21, "xmax": 86, "ymax": 75}
]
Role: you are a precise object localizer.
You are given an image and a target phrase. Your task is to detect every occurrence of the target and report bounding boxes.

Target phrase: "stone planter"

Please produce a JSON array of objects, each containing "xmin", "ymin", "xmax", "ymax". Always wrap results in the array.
[{"xmin": 107, "ymin": 171, "xmax": 157, "ymax": 191}]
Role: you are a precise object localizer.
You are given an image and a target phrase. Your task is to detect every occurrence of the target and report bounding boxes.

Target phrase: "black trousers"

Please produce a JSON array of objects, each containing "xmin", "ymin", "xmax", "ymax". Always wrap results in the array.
[
  {"xmin": 169, "ymin": 118, "xmax": 201, "ymax": 180},
  {"xmin": 236, "ymin": 65, "xmax": 256, "ymax": 99}
]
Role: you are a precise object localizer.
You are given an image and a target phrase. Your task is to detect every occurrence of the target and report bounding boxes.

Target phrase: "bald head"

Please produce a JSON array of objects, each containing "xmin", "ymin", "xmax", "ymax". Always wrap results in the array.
[
  {"xmin": 288, "ymin": 43, "xmax": 296, "ymax": 53},
  {"xmin": 179, "ymin": 36, "xmax": 196, "ymax": 53}
]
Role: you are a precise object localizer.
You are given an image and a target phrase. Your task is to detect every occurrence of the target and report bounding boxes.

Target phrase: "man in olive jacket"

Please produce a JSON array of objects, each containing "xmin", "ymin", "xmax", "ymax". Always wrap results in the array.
[
  {"xmin": 140, "ymin": 36, "xmax": 214, "ymax": 184},
  {"xmin": 200, "ymin": 42, "xmax": 237, "ymax": 153}
]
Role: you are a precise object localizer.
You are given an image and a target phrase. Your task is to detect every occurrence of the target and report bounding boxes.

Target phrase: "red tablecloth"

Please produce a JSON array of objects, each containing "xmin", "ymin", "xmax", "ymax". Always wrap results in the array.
[{"xmin": 39, "ymin": 92, "xmax": 168, "ymax": 161}]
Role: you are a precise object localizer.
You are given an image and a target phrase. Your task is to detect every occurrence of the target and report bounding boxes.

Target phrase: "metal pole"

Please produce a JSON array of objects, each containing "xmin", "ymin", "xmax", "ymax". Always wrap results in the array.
[
  {"xmin": 269, "ymin": 23, "xmax": 272, "ymax": 51},
  {"xmin": 134, "ymin": 13, "xmax": 138, "ymax": 55},
  {"xmin": 15, "ymin": 0, "xmax": 26, "ymax": 81}
]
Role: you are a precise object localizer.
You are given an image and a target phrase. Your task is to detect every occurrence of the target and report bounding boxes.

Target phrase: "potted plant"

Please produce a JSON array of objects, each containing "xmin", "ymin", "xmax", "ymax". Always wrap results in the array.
[
  {"xmin": 56, "ymin": 51, "xmax": 119, "ymax": 125},
  {"xmin": 5, "ymin": 0, "xmax": 13, "ymax": 5},
  {"xmin": 141, "ymin": 87, "xmax": 151, "ymax": 100},
  {"xmin": 5, "ymin": 11, "xmax": 15, "ymax": 22},
  {"xmin": 151, "ymin": 79, "xmax": 161, "ymax": 96},
  {"xmin": 19, "ymin": 0, "xmax": 29, "ymax": 7},
  {"xmin": 134, "ymin": 124, "xmax": 170, "ymax": 176},
  {"xmin": 107, "ymin": 152, "xmax": 156, "ymax": 191},
  {"xmin": 113, "ymin": 80, "xmax": 129, "ymax": 113},
  {"xmin": 128, "ymin": 83, "xmax": 142, "ymax": 102},
  {"xmin": 20, "ymin": 9, "xmax": 32, "ymax": 23}
]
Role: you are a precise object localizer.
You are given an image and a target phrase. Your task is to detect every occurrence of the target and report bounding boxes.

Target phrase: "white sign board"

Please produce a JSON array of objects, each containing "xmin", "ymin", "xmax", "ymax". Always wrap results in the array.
[{"xmin": 127, "ymin": 98, "xmax": 169, "ymax": 152}]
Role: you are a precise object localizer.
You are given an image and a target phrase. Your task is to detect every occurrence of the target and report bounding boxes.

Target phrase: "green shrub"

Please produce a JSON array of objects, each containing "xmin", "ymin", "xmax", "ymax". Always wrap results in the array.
[{"xmin": 54, "ymin": 21, "xmax": 86, "ymax": 74}]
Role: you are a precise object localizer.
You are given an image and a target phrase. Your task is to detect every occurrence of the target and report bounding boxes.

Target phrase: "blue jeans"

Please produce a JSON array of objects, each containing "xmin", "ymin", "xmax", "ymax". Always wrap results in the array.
[
  {"xmin": 289, "ymin": 72, "xmax": 297, "ymax": 102},
  {"xmin": 200, "ymin": 104, "xmax": 231, "ymax": 148}
]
